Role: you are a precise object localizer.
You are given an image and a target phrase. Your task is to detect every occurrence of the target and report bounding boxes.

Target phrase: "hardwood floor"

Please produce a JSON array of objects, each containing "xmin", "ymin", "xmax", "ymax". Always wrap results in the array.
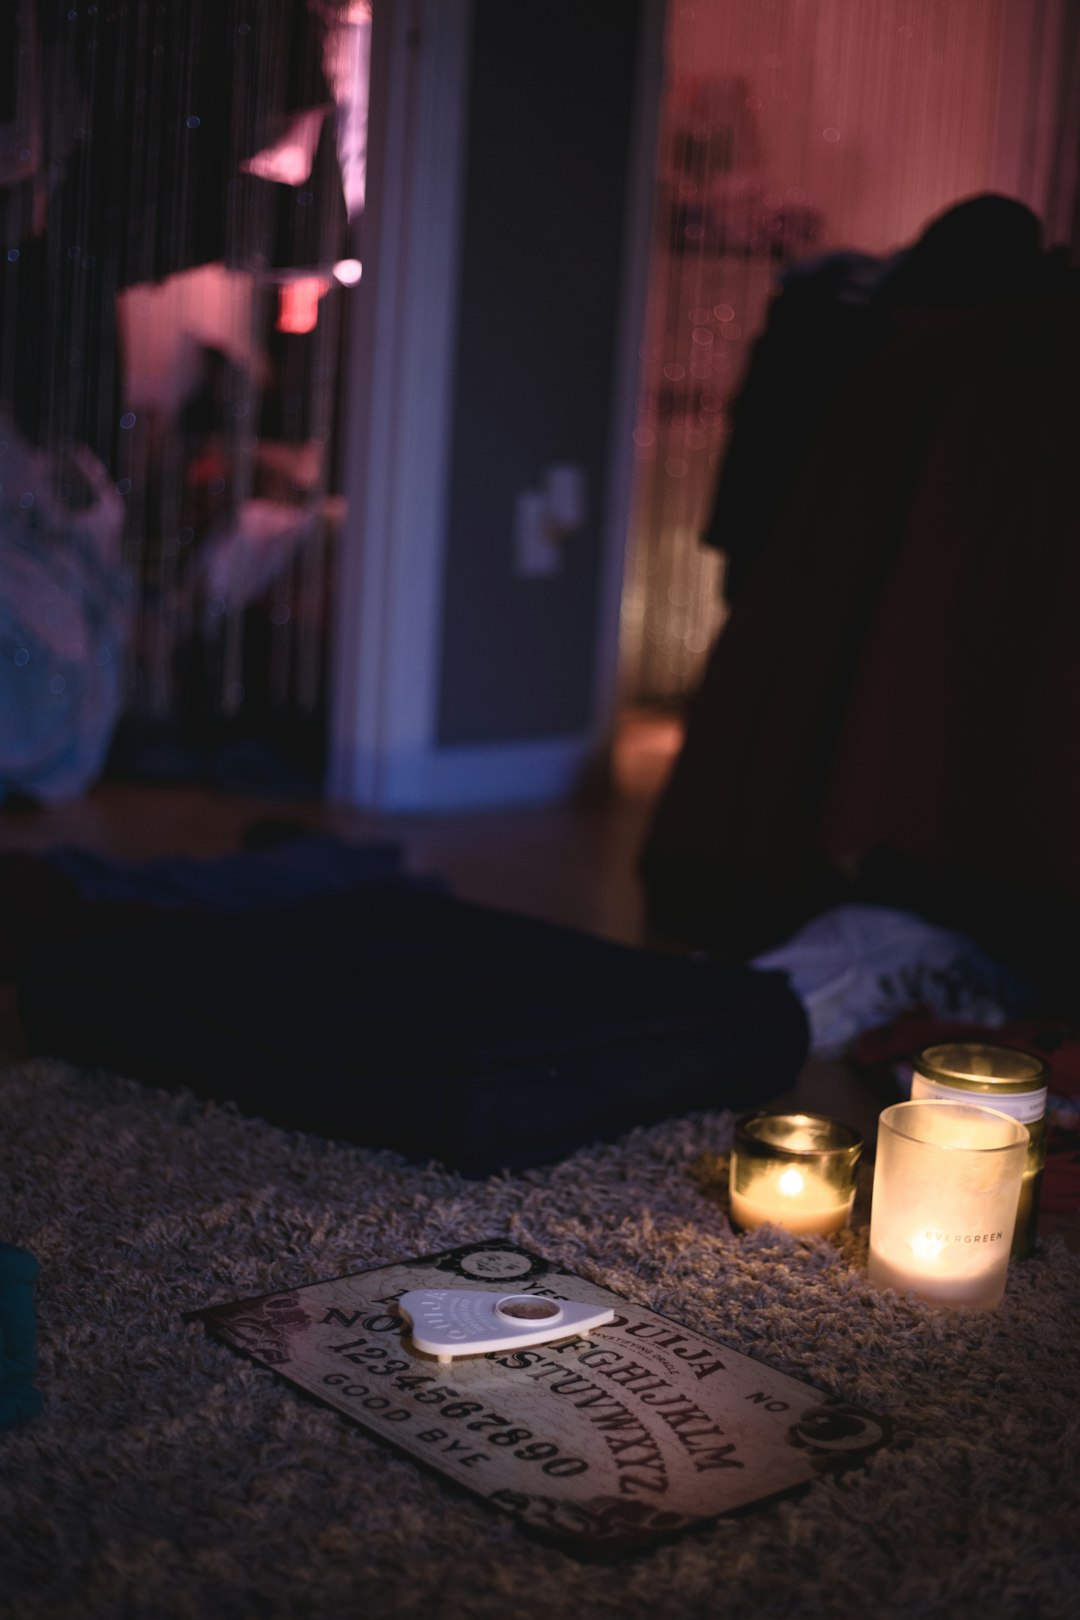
[
  {"xmin": 0, "ymin": 712, "xmax": 678, "ymax": 946},
  {"xmin": 0, "ymin": 711, "xmax": 675, "ymax": 1068}
]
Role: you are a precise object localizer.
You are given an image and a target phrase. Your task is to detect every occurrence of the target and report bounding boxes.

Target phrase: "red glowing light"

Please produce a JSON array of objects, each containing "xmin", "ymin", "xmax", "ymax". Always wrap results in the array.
[{"xmin": 277, "ymin": 278, "xmax": 331, "ymax": 334}]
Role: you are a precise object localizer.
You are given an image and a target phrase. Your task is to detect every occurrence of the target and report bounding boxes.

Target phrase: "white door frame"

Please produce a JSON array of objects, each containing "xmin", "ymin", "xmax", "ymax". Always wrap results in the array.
[{"xmin": 327, "ymin": 0, "xmax": 665, "ymax": 812}]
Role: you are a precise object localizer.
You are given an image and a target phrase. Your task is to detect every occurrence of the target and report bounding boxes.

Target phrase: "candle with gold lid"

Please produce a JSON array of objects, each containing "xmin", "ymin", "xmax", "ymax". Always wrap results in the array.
[
  {"xmin": 729, "ymin": 1112, "xmax": 862, "ymax": 1236},
  {"xmin": 910, "ymin": 1043, "xmax": 1048, "ymax": 1259}
]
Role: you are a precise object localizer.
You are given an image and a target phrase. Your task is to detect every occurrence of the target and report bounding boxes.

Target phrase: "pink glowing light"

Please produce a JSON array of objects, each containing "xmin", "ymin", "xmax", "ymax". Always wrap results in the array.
[{"xmin": 277, "ymin": 278, "xmax": 331, "ymax": 334}]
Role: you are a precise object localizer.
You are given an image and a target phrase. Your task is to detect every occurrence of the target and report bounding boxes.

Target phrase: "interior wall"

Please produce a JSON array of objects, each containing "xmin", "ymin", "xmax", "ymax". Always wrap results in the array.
[{"xmin": 729, "ymin": 0, "xmax": 1009, "ymax": 259}]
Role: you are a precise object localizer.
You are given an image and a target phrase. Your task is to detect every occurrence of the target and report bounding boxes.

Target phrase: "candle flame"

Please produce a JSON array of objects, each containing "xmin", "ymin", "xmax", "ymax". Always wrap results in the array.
[
  {"xmin": 778, "ymin": 1167, "xmax": 805, "ymax": 1198},
  {"xmin": 910, "ymin": 1230, "xmax": 946, "ymax": 1261}
]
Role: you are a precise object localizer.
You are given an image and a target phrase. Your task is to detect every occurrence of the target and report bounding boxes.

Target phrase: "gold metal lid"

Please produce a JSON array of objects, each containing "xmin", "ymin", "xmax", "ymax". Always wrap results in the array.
[{"xmin": 914, "ymin": 1042, "xmax": 1049, "ymax": 1094}]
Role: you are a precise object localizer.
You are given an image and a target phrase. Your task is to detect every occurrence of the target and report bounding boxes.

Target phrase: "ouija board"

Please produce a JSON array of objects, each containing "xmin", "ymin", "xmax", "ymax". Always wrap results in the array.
[{"xmin": 193, "ymin": 1239, "xmax": 894, "ymax": 1558}]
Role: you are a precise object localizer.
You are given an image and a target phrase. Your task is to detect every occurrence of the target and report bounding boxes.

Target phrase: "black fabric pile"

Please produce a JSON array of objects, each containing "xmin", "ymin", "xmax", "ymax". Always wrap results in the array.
[{"xmin": 11, "ymin": 837, "xmax": 808, "ymax": 1177}]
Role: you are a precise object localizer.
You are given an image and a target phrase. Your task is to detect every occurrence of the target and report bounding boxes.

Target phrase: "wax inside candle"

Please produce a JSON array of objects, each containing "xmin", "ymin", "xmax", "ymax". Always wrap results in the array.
[
  {"xmin": 729, "ymin": 1163, "xmax": 852, "ymax": 1236},
  {"xmin": 870, "ymin": 1223, "xmax": 1013, "ymax": 1307}
]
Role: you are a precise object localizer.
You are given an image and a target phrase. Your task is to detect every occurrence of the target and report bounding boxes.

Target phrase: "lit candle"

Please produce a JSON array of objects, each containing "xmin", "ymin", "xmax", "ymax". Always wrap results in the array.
[
  {"xmin": 729, "ymin": 1112, "xmax": 862, "ymax": 1237},
  {"xmin": 868, "ymin": 1100, "xmax": 1029, "ymax": 1309},
  {"xmin": 730, "ymin": 1162, "xmax": 852, "ymax": 1235}
]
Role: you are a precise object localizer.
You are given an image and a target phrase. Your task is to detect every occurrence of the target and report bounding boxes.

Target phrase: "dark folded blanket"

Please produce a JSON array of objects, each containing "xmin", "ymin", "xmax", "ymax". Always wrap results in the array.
[{"xmin": 18, "ymin": 883, "xmax": 807, "ymax": 1176}]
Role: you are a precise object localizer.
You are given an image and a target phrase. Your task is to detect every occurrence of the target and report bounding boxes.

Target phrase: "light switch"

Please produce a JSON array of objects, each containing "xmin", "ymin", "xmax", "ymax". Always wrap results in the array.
[{"xmin": 513, "ymin": 464, "xmax": 588, "ymax": 578}]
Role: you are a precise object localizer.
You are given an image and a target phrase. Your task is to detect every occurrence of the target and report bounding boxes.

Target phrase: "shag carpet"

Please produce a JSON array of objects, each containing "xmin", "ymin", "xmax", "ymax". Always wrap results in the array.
[{"xmin": 2, "ymin": 1059, "xmax": 1078, "ymax": 1620}]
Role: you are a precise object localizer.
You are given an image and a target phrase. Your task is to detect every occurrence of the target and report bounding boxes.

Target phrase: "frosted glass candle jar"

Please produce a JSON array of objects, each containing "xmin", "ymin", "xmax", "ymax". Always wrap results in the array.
[
  {"xmin": 911, "ymin": 1043, "xmax": 1049, "ymax": 1260},
  {"xmin": 868, "ymin": 1100, "xmax": 1028, "ymax": 1309},
  {"xmin": 729, "ymin": 1112, "xmax": 863, "ymax": 1236}
]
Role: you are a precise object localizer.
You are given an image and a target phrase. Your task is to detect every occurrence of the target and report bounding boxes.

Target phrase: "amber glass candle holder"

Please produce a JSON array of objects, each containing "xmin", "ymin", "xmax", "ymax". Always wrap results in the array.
[
  {"xmin": 729, "ymin": 1112, "xmax": 863, "ymax": 1236},
  {"xmin": 910, "ymin": 1042, "xmax": 1049, "ymax": 1259}
]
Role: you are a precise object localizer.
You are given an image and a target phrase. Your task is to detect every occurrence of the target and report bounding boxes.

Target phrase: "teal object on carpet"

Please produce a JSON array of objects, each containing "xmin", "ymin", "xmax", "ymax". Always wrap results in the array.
[{"xmin": 0, "ymin": 1243, "xmax": 43, "ymax": 1429}]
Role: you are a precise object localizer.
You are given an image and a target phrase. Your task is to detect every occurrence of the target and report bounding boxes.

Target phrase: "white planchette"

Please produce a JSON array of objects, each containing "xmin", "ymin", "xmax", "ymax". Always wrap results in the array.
[{"xmin": 398, "ymin": 1288, "xmax": 615, "ymax": 1363}]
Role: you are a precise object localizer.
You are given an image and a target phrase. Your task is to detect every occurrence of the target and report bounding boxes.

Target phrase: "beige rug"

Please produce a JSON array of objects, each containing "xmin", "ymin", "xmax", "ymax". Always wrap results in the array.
[{"xmin": 2, "ymin": 1058, "xmax": 1078, "ymax": 1620}]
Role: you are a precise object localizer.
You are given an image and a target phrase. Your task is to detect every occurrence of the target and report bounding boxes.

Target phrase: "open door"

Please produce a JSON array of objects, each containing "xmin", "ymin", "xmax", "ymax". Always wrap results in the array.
[{"xmin": 327, "ymin": 0, "xmax": 664, "ymax": 812}]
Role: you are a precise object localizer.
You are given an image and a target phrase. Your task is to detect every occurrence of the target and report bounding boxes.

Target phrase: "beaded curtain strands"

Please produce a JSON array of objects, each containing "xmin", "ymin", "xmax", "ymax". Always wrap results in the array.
[
  {"xmin": 623, "ymin": 0, "xmax": 1066, "ymax": 707},
  {"xmin": 0, "ymin": 2, "xmax": 365, "ymax": 775}
]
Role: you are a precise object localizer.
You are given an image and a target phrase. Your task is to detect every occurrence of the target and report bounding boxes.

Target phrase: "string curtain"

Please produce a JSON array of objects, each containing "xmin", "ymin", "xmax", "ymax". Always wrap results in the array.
[
  {"xmin": 622, "ymin": 0, "xmax": 1080, "ymax": 706},
  {"xmin": 0, "ymin": 0, "xmax": 368, "ymax": 782}
]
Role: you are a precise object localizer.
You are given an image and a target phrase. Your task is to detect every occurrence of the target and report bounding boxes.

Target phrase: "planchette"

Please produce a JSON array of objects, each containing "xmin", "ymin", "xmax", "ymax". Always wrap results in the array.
[{"xmin": 397, "ymin": 1287, "xmax": 616, "ymax": 1362}]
